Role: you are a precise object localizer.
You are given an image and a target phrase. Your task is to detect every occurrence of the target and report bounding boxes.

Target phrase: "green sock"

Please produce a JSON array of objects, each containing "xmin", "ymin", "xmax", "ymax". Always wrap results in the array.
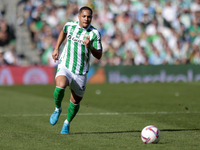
[
  {"xmin": 54, "ymin": 86, "xmax": 65, "ymax": 108},
  {"xmin": 67, "ymin": 101, "xmax": 80, "ymax": 122}
]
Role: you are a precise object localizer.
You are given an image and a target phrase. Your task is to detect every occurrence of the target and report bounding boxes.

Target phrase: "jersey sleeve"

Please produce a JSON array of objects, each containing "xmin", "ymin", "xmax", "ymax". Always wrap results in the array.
[
  {"xmin": 92, "ymin": 30, "xmax": 103, "ymax": 50},
  {"xmin": 63, "ymin": 22, "xmax": 70, "ymax": 33}
]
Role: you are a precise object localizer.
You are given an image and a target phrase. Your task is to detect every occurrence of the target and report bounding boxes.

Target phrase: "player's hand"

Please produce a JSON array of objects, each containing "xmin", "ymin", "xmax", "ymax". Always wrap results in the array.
[
  {"xmin": 52, "ymin": 49, "xmax": 59, "ymax": 63},
  {"xmin": 82, "ymin": 36, "xmax": 91, "ymax": 49}
]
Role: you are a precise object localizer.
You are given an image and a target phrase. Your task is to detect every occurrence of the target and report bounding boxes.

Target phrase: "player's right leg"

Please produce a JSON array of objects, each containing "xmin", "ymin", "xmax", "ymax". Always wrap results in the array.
[{"xmin": 50, "ymin": 75, "xmax": 69, "ymax": 125}]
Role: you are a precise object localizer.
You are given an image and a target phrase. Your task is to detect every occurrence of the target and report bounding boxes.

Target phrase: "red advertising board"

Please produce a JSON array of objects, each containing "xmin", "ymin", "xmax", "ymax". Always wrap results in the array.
[{"xmin": 0, "ymin": 66, "xmax": 55, "ymax": 85}]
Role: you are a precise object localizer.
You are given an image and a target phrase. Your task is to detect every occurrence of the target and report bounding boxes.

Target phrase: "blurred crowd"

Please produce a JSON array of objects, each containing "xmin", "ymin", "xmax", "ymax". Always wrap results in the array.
[
  {"xmin": 0, "ymin": 0, "xmax": 21, "ymax": 66},
  {"xmin": 1, "ymin": 0, "xmax": 200, "ymax": 67}
]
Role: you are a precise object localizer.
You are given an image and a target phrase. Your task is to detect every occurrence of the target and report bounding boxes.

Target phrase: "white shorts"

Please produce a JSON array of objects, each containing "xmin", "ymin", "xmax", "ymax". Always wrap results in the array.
[{"xmin": 55, "ymin": 64, "xmax": 87, "ymax": 97}]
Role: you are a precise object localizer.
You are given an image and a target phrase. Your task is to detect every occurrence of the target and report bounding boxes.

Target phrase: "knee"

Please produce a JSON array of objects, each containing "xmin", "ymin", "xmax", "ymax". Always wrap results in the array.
[
  {"xmin": 56, "ymin": 82, "xmax": 66, "ymax": 89},
  {"xmin": 71, "ymin": 92, "xmax": 82, "ymax": 104},
  {"xmin": 56, "ymin": 76, "xmax": 69, "ymax": 88}
]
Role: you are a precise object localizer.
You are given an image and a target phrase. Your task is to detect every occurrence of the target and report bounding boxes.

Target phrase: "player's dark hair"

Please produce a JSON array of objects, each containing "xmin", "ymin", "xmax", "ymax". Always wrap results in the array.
[{"xmin": 79, "ymin": 6, "xmax": 93, "ymax": 15}]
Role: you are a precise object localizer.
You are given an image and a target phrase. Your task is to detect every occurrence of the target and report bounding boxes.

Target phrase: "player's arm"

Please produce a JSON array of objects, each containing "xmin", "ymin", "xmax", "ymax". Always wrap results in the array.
[
  {"xmin": 52, "ymin": 30, "xmax": 67, "ymax": 62},
  {"xmin": 90, "ymin": 46, "xmax": 102, "ymax": 60},
  {"xmin": 83, "ymin": 36, "xmax": 102, "ymax": 60}
]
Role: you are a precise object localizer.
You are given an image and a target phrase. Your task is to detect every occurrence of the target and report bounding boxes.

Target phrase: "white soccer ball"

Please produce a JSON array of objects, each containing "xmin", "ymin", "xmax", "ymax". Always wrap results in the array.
[{"xmin": 141, "ymin": 125, "xmax": 161, "ymax": 144}]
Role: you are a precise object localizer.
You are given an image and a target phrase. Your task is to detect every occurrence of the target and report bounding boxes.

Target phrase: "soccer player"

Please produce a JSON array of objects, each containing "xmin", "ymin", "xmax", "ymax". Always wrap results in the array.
[{"xmin": 50, "ymin": 6, "xmax": 103, "ymax": 134}]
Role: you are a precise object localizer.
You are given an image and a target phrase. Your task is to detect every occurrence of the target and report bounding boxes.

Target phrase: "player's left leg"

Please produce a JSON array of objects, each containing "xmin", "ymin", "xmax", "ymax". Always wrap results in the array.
[
  {"xmin": 60, "ymin": 72, "xmax": 86, "ymax": 134},
  {"xmin": 60, "ymin": 90, "xmax": 82, "ymax": 134},
  {"xmin": 61, "ymin": 74, "xmax": 86, "ymax": 134}
]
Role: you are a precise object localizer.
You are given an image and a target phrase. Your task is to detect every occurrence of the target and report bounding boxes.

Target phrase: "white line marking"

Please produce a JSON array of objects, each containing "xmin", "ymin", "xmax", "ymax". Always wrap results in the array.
[{"xmin": 0, "ymin": 111, "xmax": 200, "ymax": 117}]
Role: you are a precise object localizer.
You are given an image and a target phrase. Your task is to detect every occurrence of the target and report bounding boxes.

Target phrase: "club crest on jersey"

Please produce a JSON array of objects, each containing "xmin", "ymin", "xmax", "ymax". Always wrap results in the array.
[
  {"xmin": 67, "ymin": 34, "xmax": 84, "ymax": 44},
  {"xmin": 85, "ymin": 32, "xmax": 89, "ymax": 37}
]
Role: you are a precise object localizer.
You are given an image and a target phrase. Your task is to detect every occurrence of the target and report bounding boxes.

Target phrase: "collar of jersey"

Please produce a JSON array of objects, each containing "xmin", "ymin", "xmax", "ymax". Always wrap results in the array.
[{"xmin": 77, "ymin": 22, "xmax": 91, "ymax": 30}]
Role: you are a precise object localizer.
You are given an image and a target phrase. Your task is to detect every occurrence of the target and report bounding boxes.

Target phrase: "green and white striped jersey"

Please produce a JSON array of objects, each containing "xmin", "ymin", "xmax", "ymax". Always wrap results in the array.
[{"xmin": 59, "ymin": 21, "xmax": 102, "ymax": 75}]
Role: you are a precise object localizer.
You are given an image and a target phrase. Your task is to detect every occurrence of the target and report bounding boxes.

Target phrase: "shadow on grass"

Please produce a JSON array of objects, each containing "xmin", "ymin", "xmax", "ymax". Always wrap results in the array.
[
  {"xmin": 160, "ymin": 128, "xmax": 200, "ymax": 132},
  {"xmin": 71, "ymin": 128, "xmax": 200, "ymax": 135}
]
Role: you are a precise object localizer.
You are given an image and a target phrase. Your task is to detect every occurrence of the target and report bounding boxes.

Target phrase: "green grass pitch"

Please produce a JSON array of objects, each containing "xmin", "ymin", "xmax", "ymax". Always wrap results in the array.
[{"xmin": 0, "ymin": 82, "xmax": 200, "ymax": 150}]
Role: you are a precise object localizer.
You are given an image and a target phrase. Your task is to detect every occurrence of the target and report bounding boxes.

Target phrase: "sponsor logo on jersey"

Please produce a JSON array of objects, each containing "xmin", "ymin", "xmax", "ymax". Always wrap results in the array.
[{"xmin": 67, "ymin": 34, "xmax": 84, "ymax": 44}]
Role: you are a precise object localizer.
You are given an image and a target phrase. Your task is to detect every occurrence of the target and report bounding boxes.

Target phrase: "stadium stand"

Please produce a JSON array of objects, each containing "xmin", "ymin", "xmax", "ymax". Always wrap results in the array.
[{"xmin": 1, "ymin": 0, "xmax": 200, "ymax": 66}]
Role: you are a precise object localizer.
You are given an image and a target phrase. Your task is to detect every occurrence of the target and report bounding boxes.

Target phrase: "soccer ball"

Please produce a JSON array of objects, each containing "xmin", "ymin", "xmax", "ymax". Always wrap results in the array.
[{"xmin": 141, "ymin": 125, "xmax": 161, "ymax": 144}]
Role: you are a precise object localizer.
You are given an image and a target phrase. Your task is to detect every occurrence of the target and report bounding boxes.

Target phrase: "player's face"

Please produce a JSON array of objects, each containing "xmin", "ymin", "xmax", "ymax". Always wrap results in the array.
[{"xmin": 78, "ymin": 10, "xmax": 92, "ymax": 29}]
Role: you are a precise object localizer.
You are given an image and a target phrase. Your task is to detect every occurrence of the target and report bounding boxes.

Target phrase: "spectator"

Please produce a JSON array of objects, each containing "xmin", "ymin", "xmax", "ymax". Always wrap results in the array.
[
  {"xmin": 148, "ymin": 44, "xmax": 164, "ymax": 65},
  {"xmin": 190, "ymin": 0, "xmax": 200, "ymax": 14},
  {"xmin": 179, "ymin": 7, "xmax": 191, "ymax": 30},
  {"xmin": 45, "ymin": 7, "xmax": 59, "ymax": 28},
  {"xmin": 163, "ymin": 47, "xmax": 174, "ymax": 65},
  {"xmin": 123, "ymin": 49, "xmax": 134, "ymax": 66},
  {"xmin": 162, "ymin": 1, "xmax": 177, "ymax": 28},
  {"xmin": 0, "ymin": 20, "xmax": 15, "ymax": 46},
  {"xmin": 3, "ymin": 41, "xmax": 21, "ymax": 66},
  {"xmin": 190, "ymin": 45, "xmax": 200, "ymax": 64},
  {"xmin": 0, "ymin": 48, "xmax": 8, "ymax": 66},
  {"xmin": 189, "ymin": 18, "xmax": 200, "ymax": 42}
]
